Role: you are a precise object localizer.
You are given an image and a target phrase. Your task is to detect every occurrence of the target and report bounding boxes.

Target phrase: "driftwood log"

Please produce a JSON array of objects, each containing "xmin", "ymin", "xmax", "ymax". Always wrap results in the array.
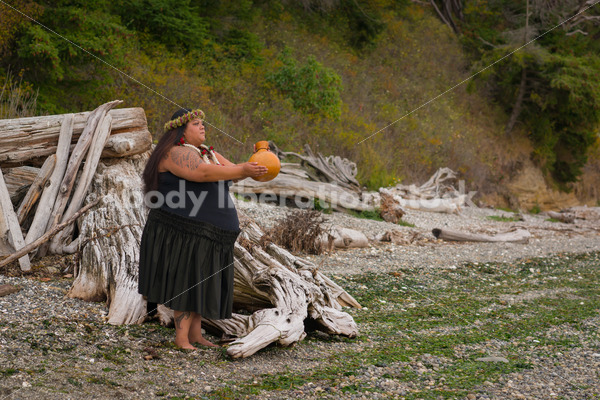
[
  {"xmin": 544, "ymin": 211, "xmax": 575, "ymax": 224},
  {"xmin": 0, "ymin": 107, "xmax": 152, "ymax": 168},
  {"xmin": 38, "ymin": 102, "xmax": 122, "ymax": 257},
  {"xmin": 204, "ymin": 217, "xmax": 360, "ymax": 358},
  {"xmin": 231, "ymin": 162, "xmax": 374, "ymax": 212},
  {"xmin": 0, "ymin": 199, "xmax": 99, "ymax": 269},
  {"xmin": 379, "ymin": 168, "xmax": 472, "ymax": 214},
  {"xmin": 273, "ymin": 144, "xmax": 362, "ymax": 192},
  {"xmin": 3, "ymin": 166, "xmax": 39, "ymax": 204},
  {"xmin": 24, "ymin": 114, "xmax": 74, "ymax": 246},
  {"xmin": 16, "ymin": 155, "xmax": 55, "ymax": 225},
  {"xmin": 0, "ymin": 102, "xmax": 152, "ymax": 268},
  {"xmin": 231, "ymin": 143, "xmax": 373, "ymax": 213},
  {"xmin": 432, "ymin": 227, "xmax": 532, "ymax": 244},
  {"xmin": 68, "ymin": 155, "xmax": 360, "ymax": 357},
  {"xmin": 323, "ymin": 227, "xmax": 369, "ymax": 249},
  {"xmin": 0, "ymin": 167, "xmax": 30, "ymax": 270}
]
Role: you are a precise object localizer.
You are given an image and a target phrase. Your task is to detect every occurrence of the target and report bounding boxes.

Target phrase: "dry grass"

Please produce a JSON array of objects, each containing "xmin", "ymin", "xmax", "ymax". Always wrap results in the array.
[
  {"xmin": 0, "ymin": 70, "xmax": 38, "ymax": 119},
  {"xmin": 262, "ymin": 209, "xmax": 328, "ymax": 254}
]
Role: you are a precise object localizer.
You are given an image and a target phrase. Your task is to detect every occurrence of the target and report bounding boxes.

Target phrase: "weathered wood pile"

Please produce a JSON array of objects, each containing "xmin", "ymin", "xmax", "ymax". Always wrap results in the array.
[
  {"xmin": 0, "ymin": 100, "xmax": 152, "ymax": 270},
  {"xmin": 379, "ymin": 167, "xmax": 473, "ymax": 214},
  {"xmin": 0, "ymin": 102, "xmax": 361, "ymax": 358},
  {"xmin": 232, "ymin": 150, "xmax": 473, "ymax": 218},
  {"xmin": 231, "ymin": 144, "xmax": 373, "ymax": 212}
]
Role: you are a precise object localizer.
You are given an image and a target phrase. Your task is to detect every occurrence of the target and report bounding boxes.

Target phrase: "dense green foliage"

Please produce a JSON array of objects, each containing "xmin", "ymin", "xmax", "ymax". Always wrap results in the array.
[
  {"xmin": 1, "ymin": 0, "xmax": 598, "ymax": 192},
  {"xmin": 461, "ymin": 0, "xmax": 600, "ymax": 184},
  {"xmin": 267, "ymin": 48, "xmax": 342, "ymax": 118}
]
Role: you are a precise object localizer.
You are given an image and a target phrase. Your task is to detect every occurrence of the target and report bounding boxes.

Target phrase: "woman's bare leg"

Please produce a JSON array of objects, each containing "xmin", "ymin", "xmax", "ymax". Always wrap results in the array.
[
  {"xmin": 188, "ymin": 313, "xmax": 219, "ymax": 347},
  {"xmin": 173, "ymin": 311, "xmax": 197, "ymax": 350}
]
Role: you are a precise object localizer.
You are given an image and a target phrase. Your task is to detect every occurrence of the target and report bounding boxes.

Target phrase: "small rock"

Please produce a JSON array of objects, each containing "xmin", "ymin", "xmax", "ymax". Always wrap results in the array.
[{"xmin": 0, "ymin": 284, "xmax": 20, "ymax": 297}]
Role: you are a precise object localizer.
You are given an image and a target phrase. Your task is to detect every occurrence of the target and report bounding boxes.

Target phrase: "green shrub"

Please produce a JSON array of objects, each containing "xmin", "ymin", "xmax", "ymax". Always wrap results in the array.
[
  {"xmin": 267, "ymin": 48, "xmax": 343, "ymax": 119},
  {"xmin": 350, "ymin": 209, "xmax": 383, "ymax": 221}
]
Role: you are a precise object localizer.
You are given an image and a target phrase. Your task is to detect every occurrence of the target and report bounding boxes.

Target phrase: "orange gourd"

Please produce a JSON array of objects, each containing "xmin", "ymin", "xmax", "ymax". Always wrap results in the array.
[{"xmin": 248, "ymin": 141, "xmax": 281, "ymax": 182}]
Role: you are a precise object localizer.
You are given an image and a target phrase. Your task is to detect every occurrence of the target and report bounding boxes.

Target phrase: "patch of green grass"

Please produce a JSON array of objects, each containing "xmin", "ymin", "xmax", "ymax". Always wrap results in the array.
[
  {"xmin": 218, "ymin": 252, "xmax": 600, "ymax": 398},
  {"xmin": 529, "ymin": 204, "xmax": 542, "ymax": 214},
  {"xmin": 94, "ymin": 347, "xmax": 128, "ymax": 365},
  {"xmin": 546, "ymin": 218, "xmax": 561, "ymax": 223},
  {"xmin": 349, "ymin": 209, "xmax": 383, "ymax": 221},
  {"xmin": 259, "ymin": 373, "xmax": 309, "ymax": 390},
  {"xmin": 397, "ymin": 219, "xmax": 416, "ymax": 227},
  {"xmin": 233, "ymin": 193, "xmax": 251, "ymax": 202},
  {"xmin": 1, "ymin": 368, "xmax": 18, "ymax": 377},
  {"xmin": 486, "ymin": 215, "xmax": 521, "ymax": 222},
  {"xmin": 67, "ymin": 377, "xmax": 81, "ymax": 387},
  {"xmin": 314, "ymin": 198, "xmax": 333, "ymax": 214}
]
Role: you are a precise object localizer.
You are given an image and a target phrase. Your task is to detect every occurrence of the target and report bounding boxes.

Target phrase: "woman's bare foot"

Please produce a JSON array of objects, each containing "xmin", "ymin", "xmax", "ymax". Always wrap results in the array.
[
  {"xmin": 174, "ymin": 338, "xmax": 198, "ymax": 350},
  {"xmin": 190, "ymin": 336, "xmax": 220, "ymax": 348}
]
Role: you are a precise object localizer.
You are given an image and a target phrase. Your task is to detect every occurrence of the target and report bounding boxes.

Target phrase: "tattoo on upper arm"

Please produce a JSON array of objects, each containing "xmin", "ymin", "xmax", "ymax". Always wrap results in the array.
[{"xmin": 170, "ymin": 147, "xmax": 202, "ymax": 170}]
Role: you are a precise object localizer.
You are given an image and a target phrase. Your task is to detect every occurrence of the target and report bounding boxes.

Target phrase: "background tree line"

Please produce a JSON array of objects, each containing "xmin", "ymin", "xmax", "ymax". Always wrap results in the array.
[{"xmin": 1, "ymin": 0, "xmax": 599, "ymax": 199}]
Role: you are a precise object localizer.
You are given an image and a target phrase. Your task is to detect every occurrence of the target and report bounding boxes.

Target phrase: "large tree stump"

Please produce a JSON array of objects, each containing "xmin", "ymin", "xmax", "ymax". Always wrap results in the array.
[
  {"xmin": 67, "ymin": 155, "xmax": 148, "ymax": 324},
  {"xmin": 69, "ymin": 155, "xmax": 361, "ymax": 356}
]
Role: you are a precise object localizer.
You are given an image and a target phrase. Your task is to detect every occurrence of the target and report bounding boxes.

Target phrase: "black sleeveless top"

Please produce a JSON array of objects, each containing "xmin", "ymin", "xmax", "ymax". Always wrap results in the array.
[{"xmin": 155, "ymin": 171, "xmax": 240, "ymax": 232}]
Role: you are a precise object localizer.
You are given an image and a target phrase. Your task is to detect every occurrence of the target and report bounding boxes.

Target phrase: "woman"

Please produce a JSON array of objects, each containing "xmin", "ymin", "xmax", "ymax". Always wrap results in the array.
[{"xmin": 139, "ymin": 108, "xmax": 267, "ymax": 350}]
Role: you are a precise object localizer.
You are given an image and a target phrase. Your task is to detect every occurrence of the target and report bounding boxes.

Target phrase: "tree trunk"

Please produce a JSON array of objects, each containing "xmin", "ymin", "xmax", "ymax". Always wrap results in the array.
[
  {"xmin": 67, "ymin": 155, "xmax": 149, "ymax": 325},
  {"xmin": 505, "ymin": 67, "xmax": 527, "ymax": 137}
]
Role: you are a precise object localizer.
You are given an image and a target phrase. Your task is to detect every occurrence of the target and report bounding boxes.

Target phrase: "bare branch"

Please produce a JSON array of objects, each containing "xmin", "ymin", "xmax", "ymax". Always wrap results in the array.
[{"xmin": 566, "ymin": 28, "xmax": 589, "ymax": 35}]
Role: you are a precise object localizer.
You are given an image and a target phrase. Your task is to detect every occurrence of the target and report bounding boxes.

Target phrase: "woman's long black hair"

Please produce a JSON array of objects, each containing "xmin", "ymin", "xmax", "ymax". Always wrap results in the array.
[{"xmin": 142, "ymin": 108, "xmax": 192, "ymax": 194}]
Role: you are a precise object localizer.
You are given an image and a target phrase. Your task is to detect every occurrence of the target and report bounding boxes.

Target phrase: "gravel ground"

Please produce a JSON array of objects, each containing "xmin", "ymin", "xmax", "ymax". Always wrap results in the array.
[
  {"xmin": 237, "ymin": 200, "xmax": 600, "ymax": 275},
  {"xmin": 1, "ymin": 200, "xmax": 599, "ymax": 399}
]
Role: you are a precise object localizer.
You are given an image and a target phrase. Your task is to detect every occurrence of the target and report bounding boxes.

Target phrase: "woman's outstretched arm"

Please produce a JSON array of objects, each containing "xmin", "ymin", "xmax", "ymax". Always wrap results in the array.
[{"xmin": 162, "ymin": 147, "xmax": 266, "ymax": 182}]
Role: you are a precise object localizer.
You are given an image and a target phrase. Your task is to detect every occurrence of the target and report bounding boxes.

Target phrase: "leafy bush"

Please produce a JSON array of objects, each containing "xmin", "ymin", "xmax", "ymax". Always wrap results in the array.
[
  {"xmin": 16, "ymin": 5, "xmax": 129, "ymax": 83},
  {"xmin": 267, "ymin": 48, "xmax": 343, "ymax": 119},
  {"xmin": 0, "ymin": 0, "xmax": 43, "ymax": 56}
]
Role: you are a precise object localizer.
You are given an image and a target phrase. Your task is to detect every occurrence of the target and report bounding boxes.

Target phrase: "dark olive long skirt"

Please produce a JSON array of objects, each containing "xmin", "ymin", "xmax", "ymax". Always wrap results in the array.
[{"xmin": 138, "ymin": 208, "xmax": 240, "ymax": 319}]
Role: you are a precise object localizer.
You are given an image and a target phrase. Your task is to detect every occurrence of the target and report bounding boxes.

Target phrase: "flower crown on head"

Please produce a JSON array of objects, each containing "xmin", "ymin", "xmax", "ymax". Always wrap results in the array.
[{"xmin": 163, "ymin": 109, "xmax": 205, "ymax": 133}]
